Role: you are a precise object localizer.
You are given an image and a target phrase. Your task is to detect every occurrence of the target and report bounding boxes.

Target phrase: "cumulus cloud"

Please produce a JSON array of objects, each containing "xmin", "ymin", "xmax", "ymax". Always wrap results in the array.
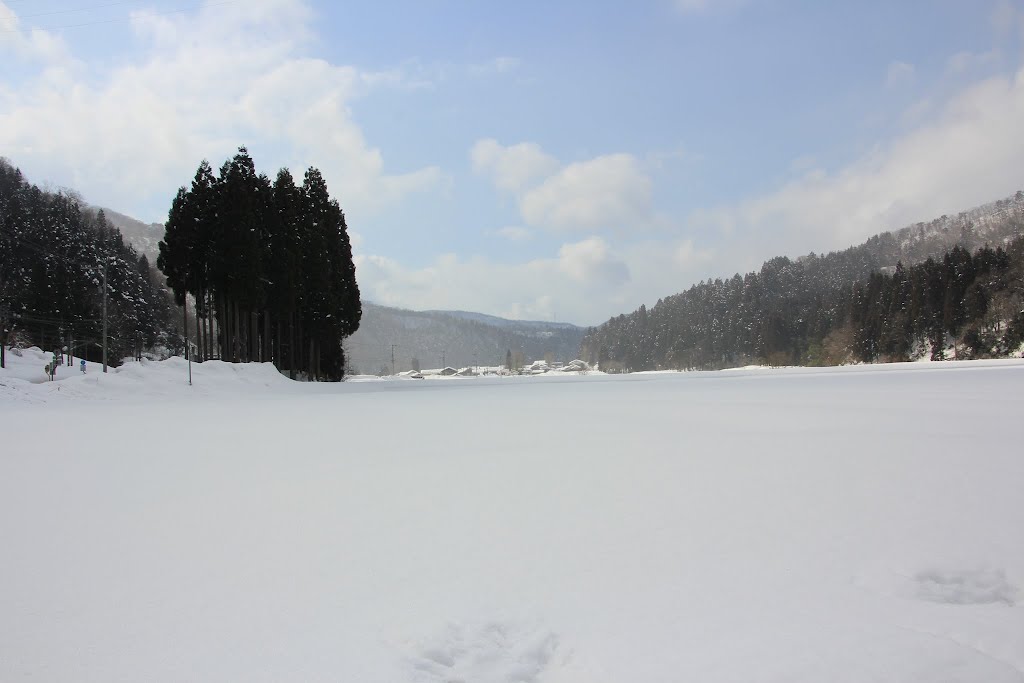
[
  {"xmin": 671, "ymin": 239, "xmax": 715, "ymax": 269},
  {"xmin": 557, "ymin": 237, "xmax": 630, "ymax": 286},
  {"xmin": 0, "ymin": 1, "xmax": 73, "ymax": 64},
  {"xmin": 0, "ymin": 0, "xmax": 442, "ymax": 221},
  {"xmin": 352, "ymin": 233, "xmax": 716, "ymax": 325},
  {"xmin": 472, "ymin": 140, "xmax": 655, "ymax": 233},
  {"xmin": 471, "ymin": 139, "xmax": 559, "ymax": 193},
  {"xmin": 946, "ymin": 50, "xmax": 998, "ymax": 75},
  {"xmin": 520, "ymin": 153, "xmax": 653, "ymax": 232},
  {"xmin": 690, "ymin": 65, "xmax": 1024, "ymax": 269}
]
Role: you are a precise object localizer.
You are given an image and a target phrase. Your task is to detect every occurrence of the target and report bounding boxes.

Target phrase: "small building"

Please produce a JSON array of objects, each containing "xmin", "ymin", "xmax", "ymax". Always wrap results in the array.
[{"xmin": 561, "ymin": 359, "xmax": 592, "ymax": 373}]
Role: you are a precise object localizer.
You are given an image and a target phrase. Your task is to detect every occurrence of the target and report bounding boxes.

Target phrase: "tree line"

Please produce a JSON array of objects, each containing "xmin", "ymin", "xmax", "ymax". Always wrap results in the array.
[
  {"xmin": 0, "ymin": 157, "xmax": 176, "ymax": 368},
  {"xmin": 157, "ymin": 147, "xmax": 360, "ymax": 380},
  {"xmin": 582, "ymin": 234, "xmax": 1024, "ymax": 372}
]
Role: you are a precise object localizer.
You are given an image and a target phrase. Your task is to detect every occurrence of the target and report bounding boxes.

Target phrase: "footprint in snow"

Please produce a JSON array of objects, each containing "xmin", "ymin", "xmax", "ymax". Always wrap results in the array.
[
  {"xmin": 408, "ymin": 620, "xmax": 560, "ymax": 683},
  {"xmin": 855, "ymin": 566, "xmax": 1019, "ymax": 606},
  {"xmin": 912, "ymin": 568, "xmax": 1018, "ymax": 606}
]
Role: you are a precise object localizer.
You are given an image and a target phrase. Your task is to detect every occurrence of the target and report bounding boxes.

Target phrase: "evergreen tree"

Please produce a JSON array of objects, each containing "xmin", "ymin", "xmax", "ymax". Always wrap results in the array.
[{"xmin": 154, "ymin": 149, "xmax": 361, "ymax": 380}]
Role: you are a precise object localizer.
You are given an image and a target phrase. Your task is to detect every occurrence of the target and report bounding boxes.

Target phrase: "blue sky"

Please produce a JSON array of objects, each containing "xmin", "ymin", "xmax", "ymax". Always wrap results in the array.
[{"xmin": 3, "ymin": 0, "xmax": 1024, "ymax": 324}]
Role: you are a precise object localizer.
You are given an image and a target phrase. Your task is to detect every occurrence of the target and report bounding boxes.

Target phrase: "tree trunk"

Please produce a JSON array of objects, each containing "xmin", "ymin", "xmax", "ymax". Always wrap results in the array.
[
  {"xmin": 183, "ymin": 293, "xmax": 189, "ymax": 361},
  {"xmin": 197, "ymin": 296, "xmax": 205, "ymax": 363},
  {"xmin": 251, "ymin": 310, "xmax": 258, "ymax": 362},
  {"xmin": 264, "ymin": 311, "xmax": 272, "ymax": 366},
  {"xmin": 289, "ymin": 312, "xmax": 296, "ymax": 380},
  {"xmin": 239, "ymin": 305, "xmax": 247, "ymax": 363},
  {"xmin": 309, "ymin": 338, "xmax": 315, "ymax": 381},
  {"xmin": 232, "ymin": 300, "xmax": 240, "ymax": 363},
  {"xmin": 205, "ymin": 294, "xmax": 213, "ymax": 361},
  {"xmin": 297, "ymin": 317, "xmax": 304, "ymax": 378},
  {"xmin": 275, "ymin": 314, "xmax": 282, "ymax": 372}
]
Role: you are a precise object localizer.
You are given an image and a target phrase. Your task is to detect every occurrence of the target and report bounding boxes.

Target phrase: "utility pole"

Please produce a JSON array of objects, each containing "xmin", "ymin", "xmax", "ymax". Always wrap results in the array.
[
  {"xmin": 0, "ymin": 302, "xmax": 8, "ymax": 369},
  {"xmin": 102, "ymin": 262, "xmax": 108, "ymax": 373},
  {"xmin": 185, "ymin": 291, "xmax": 192, "ymax": 386},
  {"xmin": 441, "ymin": 350, "xmax": 446, "ymax": 368},
  {"xmin": 391, "ymin": 344, "xmax": 396, "ymax": 376}
]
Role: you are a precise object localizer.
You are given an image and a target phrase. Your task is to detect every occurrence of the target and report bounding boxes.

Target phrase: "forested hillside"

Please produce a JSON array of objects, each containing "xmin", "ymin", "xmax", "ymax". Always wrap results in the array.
[
  {"xmin": 582, "ymin": 193, "xmax": 1024, "ymax": 371},
  {"xmin": 0, "ymin": 158, "xmax": 177, "ymax": 368}
]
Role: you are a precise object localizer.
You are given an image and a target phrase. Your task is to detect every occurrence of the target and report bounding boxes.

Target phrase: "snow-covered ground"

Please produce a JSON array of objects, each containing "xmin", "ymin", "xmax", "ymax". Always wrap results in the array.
[{"xmin": 2, "ymin": 352, "xmax": 1023, "ymax": 681}]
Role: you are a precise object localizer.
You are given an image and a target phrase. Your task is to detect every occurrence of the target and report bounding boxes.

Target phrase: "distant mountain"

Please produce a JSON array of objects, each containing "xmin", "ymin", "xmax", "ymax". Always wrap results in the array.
[
  {"xmin": 91, "ymin": 207, "xmax": 163, "ymax": 262},
  {"xmin": 425, "ymin": 309, "xmax": 580, "ymax": 330},
  {"xmin": 345, "ymin": 302, "xmax": 585, "ymax": 375}
]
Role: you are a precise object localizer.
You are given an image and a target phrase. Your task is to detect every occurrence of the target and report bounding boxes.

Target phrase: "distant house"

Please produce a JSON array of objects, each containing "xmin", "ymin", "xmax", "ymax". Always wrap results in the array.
[
  {"xmin": 561, "ymin": 359, "xmax": 591, "ymax": 373},
  {"xmin": 439, "ymin": 366, "xmax": 458, "ymax": 376},
  {"xmin": 526, "ymin": 360, "xmax": 551, "ymax": 374}
]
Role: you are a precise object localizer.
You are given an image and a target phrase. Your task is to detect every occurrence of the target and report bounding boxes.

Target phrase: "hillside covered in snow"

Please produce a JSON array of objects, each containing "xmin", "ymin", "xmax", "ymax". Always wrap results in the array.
[{"xmin": 583, "ymin": 192, "xmax": 1024, "ymax": 371}]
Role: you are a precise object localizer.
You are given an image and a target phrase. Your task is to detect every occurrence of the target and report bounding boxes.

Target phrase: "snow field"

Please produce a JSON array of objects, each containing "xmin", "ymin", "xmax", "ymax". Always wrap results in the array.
[{"xmin": 2, "ymin": 358, "xmax": 1023, "ymax": 681}]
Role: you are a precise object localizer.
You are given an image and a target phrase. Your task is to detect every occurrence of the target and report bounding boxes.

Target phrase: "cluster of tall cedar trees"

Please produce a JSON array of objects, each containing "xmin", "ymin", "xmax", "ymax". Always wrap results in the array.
[
  {"xmin": 157, "ymin": 147, "xmax": 360, "ymax": 381},
  {"xmin": 0, "ymin": 157, "xmax": 175, "ymax": 367},
  {"xmin": 582, "ymin": 238, "xmax": 1024, "ymax": 371}
]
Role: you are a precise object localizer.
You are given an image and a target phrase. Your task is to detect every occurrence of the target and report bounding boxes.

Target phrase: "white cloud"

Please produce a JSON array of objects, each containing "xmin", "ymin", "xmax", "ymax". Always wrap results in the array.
[
  {"xmin": 520, "ymin": 154, "xmax": 653, "ymax": 232},
  {"xmin": 901, "ymin": 98, "xmax": 933, "ymax": 125},
  {"xmin": 690, "ymin": 65, "xmax": 1024, "ymax": 268},
  {"xmin": 0, "ymin": 1, "xmax": 73, "ymax": 64},
  {"xmin": 0, "ymin": 0, "xmax": 442, "ymax": 222},
  {"xmin": 472, "ymin": 140, "xmax": 655, "ymax": 232},
  {"xmin": 495, "ymin": 226, "xmax": 533, "ymax": 241},
  {"xmin": 885, "ymin": 61, "xmax": 916, "ymax": 88},
  {"xmin": 557, "ymin": 237, "xmax": 630, "ymax": 286},
  {"xmin": 946, "ymin": 50, "xmax": 998, "ymax": 75},
  {"xmin": 353, "ymin": 234, "xmax": 716, "ymax": 325},
  {"xmin": 469, "ymin": 56, "xmax": 522, "ymax": 76},
  {"xmin": 470, "ymin": 139, "xmax": 559, "ymax": 193},
  {"xmin": 671, "ymin": 239, "xmax": 714, "ymax": 269}
]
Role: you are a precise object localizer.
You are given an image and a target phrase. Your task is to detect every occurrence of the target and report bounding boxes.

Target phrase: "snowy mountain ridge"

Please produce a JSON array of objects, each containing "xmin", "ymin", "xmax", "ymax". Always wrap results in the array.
[
  {"xmin": 803, "ymin": 189, "xmax": 1024, "ymax": 268},
  {"xmin": 425, "ymin": 309, "xmax": 581, "ymax": 331}
]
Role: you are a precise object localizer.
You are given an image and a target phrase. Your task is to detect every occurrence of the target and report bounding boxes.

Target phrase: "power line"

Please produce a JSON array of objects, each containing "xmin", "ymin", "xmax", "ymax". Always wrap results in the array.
[
  {"xmin": 1, "ymin": 0, "xmax": 243, "ymax": 33},
  {"xmin": 18, "ymin": 0, "xmax": 149, "ymax": 20}
]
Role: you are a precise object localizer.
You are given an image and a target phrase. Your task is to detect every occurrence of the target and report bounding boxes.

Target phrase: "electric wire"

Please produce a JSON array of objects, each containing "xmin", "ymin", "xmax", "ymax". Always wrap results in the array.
[
  {"xmin": 1, "ymin": 0, "xmax": 243, "ymax": 33},
  {"xmin": 18, "ymin": 0, "xmax": 149, "ymax": 20}
]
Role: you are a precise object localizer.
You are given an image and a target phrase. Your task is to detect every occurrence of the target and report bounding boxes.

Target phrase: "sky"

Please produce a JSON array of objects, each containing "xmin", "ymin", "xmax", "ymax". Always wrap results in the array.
[{"xmin": 2, "ymin": 0, "xmax": 1024, "ymax": 325}]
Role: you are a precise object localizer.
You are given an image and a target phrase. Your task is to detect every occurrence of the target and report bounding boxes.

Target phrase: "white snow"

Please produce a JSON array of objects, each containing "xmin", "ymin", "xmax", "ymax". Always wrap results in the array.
[{"xmin": 2, "ymin": 353, "xmax": 1024, "ymax": 682}]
